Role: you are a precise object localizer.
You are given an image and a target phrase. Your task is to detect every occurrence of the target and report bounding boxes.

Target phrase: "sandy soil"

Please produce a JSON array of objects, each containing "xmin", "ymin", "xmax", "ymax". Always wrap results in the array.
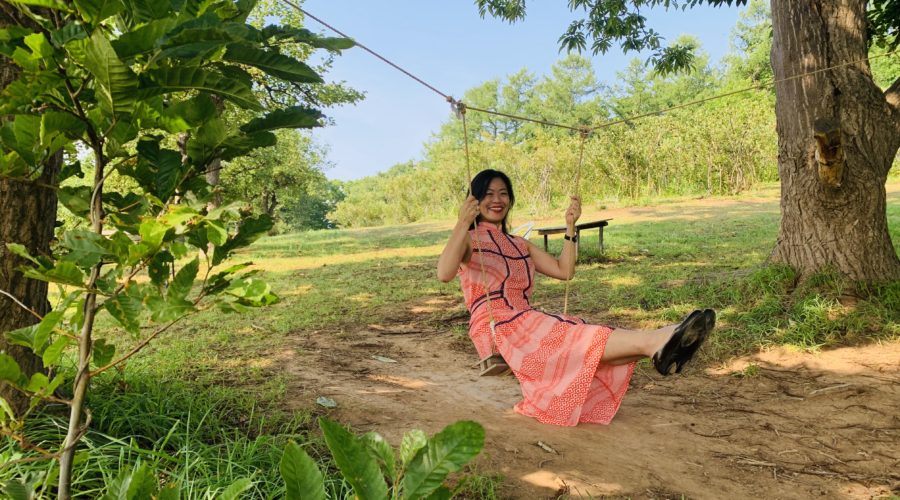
[{"xmin": 279, "ymin": 315, "xmax": 899, "ymax": 500}]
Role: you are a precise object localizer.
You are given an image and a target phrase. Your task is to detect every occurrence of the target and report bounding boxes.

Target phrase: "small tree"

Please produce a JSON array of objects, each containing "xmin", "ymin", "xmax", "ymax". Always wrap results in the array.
[{"xmin": 0, "ymin": 0, "xmax": 353, "ymax": 496}]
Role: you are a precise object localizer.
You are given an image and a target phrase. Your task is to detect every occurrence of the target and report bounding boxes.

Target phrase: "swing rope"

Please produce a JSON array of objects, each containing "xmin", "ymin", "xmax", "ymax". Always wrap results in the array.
[
  {"xmin": 563, "ymin": 127, "xmax": 590, "ymax": 316},
  {"xmin": 451, "ymin": 98, "xmax": 499, "ymax": 351}
]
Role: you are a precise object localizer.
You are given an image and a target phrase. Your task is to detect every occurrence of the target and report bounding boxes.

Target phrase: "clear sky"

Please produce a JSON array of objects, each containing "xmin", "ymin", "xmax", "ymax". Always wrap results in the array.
[{"xmin": 300, "ymin": 1, "xmax": 745, "ymax": 181}]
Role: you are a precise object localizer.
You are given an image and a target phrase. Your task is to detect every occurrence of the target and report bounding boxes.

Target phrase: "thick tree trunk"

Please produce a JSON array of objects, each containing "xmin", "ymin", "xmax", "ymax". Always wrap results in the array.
[
  {"xmin": 0, "ymin": 10, "xmax": 58, "ymax": 416},
  {"xmin": 769, "ymin": 0, "xmax": 900, "ymax": 281}
]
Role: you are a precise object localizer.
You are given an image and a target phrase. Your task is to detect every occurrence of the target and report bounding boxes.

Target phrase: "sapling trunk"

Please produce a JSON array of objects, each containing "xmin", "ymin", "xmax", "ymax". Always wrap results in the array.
[{"xmin": 57, "ymin": 143, "xmax": 105, "ymax": 498}]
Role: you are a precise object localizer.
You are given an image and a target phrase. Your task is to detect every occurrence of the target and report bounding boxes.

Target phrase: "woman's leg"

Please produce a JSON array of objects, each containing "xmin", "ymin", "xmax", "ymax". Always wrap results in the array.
[{"xmin": 599, "ymin": 325, "xmax": 677, "ymax": 365}]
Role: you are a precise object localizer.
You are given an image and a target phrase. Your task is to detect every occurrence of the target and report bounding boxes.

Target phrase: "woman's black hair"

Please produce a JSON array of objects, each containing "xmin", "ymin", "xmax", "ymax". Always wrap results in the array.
[{"xmin": 469, "ymin": 169, "xmax": 515, "ymax": 233}]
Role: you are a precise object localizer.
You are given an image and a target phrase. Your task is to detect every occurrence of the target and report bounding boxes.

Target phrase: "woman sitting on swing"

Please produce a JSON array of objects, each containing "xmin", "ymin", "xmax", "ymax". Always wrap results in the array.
[{"xmin": 437, "ymin": 169, "xmax": 715, "ymax": 426}]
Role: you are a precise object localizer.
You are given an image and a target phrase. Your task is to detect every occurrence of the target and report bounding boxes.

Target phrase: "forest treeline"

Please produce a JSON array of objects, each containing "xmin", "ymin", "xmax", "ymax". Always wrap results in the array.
[{"xmin": 326, "ymin": 1, "xmax": 898, "ymax": 228}]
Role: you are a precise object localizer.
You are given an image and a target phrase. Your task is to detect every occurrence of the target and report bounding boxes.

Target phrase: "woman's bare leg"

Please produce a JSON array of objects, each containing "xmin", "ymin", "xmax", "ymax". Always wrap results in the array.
[{"xmin": 599, "ymin": 325, "xmax": 678, "ymax": 365}]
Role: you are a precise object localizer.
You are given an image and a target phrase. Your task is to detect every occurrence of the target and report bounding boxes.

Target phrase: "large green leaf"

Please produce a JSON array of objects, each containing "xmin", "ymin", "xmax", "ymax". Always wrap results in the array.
[
  {"xmin": 99, "ymin": 463, "xmax": 158, "ymax": 500},
  {"xmin": 220, "ymin": 131, "xmax": 276, "ymax": 161},
  {"xmin": 168, "ymin": 257, "xmax": 199, "ymax": 301},
  {"xmin": 147, "ymin": 295, "xmax": 194, "ymax": 322},
  {"xmin": 217, "ymin": 478, "xmax": 252, "ymax": 500},
  {"xmin": 140, "ymin": 67, "xmax": 261, "ymax": 110},
  {"xmin": 214, "ymin": 214, "xmax": 273, "ymax": 264},
  {"xmin": 318, "ymin": 418, "xmax": 388, "ymax": 500},
  {"xmin": 362, "ymin": 432, "xmax": 397, "ymax": 484},
  {"xmin": 41, "ymin": 111, "xmax": 86, "ymax": 145},
  {"xmin": 280, "ymin": 441, "xmax": 326, "ymax": 500},
  {"xmin": 92, "ymin": 338, "xmax": 116, "ymax": 367},
  {"xmin": 260, "ymin": 26, "xmax": 354, "ymax": 51},
  {"xmin": 7, "ymin": 0, "xmax": 71, "ymax": 11},
  {"xmin": 1, "ymin": 115, "xmax": 41, "ymax": 165},
  {"xmin": 32, "ymin": 310, "xmax": 64, "ymax": 353},
  {"xmin": 120, "ymin": 0, "xmax": 173, "ymax": 23},
  {"xmin": 73, "ymin": 0, "xmax": 125, "ymax": 24},
  {"xmin": 42, "ymin": 336, "xmax": 72, "ymax": 366},
  {"xmin": 112, "ymin": 18, "xmax": 178, "ymax": 58},
  {"xmin": 0, "ymin": 354, "xmax": 23, "ymax": 385},
  {"xmin": 240, "ymin": 106, "xmax": 322, "ymax": 134},
  {"xmin": 400, "ymin": 429, "xmax": 427, "ymax": 466},
  {"xmin": 401, "ymin": 421, "xmax": 485, "ymax": 499},
  {"xmin": 83, "ymin": 31, "xmax": 138, "ymax": 114},
  {"xmin": 103, "ymin": 290, "xmax": 142, "ymax": 334},
  {"xmin": 61, "ymin": 230, "xmax": 111, "ymax": 268},
  {"xmin": 22, "ymin": 261, "xmax": 86, "ymax": 288},
  {"xmin": 58, "ymin": 185, "xmax": 92, "ymax": 218},
  {"xmin": 223, "ymin": 44, "xmax": 322, "ymax": 83}
]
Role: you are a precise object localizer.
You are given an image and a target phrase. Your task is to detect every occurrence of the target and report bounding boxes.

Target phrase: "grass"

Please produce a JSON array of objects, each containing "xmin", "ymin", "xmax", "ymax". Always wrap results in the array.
[{"xmin": 3, "ymin": 181, "xmax": 899, "ymax": 497}]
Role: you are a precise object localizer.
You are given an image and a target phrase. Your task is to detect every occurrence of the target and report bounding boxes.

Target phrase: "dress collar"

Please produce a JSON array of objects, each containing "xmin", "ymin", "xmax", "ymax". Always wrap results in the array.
[{"xmin": 476, "ymin": 221, "xmax": 503, "ymax": 233}]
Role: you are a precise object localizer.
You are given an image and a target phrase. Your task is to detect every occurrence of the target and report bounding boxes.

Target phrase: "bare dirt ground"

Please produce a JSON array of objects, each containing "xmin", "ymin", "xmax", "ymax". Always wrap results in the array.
[
  {"xmin": 279, "ymin": 316, "xmax": 899, "ymax": 500},
  {"xmin": 275, "ymin": 183, "xmax": 900, "ymax": 499}
]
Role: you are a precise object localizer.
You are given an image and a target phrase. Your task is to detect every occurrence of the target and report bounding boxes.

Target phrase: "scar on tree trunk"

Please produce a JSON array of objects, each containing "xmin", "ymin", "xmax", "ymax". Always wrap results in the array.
[{"xmin": 813, "ymin": 117, "xmax": 844, "ymax": 189}]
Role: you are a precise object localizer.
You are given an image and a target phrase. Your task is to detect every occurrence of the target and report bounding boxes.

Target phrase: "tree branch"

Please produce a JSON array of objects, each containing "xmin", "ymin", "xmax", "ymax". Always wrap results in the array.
[{"xmin": 886, "ymin": 75, "xmax": 900, "ymax": 114}]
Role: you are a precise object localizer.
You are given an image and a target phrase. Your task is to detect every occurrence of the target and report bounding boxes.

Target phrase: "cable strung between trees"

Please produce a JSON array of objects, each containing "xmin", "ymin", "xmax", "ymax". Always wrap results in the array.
[{"xmin": 281, "ymin": 0, "xmax": 898, "ymax": 135}]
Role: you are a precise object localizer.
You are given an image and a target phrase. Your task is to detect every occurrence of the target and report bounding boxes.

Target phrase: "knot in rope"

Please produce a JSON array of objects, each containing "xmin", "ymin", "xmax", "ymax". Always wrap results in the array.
[{"xmin": 448, "ymin": 97, "xmax": 467, "ymax": 120}]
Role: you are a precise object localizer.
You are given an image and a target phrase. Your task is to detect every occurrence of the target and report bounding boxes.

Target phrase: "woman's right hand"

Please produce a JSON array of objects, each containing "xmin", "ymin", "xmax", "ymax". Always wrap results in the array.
[{"xmin": 458, "ymin": 195, "xmax": 480, "ymax": 226}]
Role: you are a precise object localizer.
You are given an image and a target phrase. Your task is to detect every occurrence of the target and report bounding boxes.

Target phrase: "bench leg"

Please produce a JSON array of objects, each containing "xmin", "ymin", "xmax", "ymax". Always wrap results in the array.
[
  {"xmin": 544, "ymin": 234, "xmax": 548, "ymax": 252},
  {"xmin": 575, "ymin": 229, "xmax": 580, "ymax": 261},
  {"xmin": 599, "ymin": 227, "xmax": 604, "ymax": 254}
]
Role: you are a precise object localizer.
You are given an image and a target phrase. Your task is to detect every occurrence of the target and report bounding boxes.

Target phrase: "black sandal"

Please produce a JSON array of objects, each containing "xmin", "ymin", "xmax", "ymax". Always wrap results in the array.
[{"xmin": 652, "ymin": 309, "xmax": 714, "ymax": 375}]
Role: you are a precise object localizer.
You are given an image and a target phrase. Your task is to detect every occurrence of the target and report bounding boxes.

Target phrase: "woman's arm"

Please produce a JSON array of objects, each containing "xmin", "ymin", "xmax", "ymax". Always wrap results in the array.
[
  {"xmin": 526, "ymin": 196, "xmax": 581, "ymax": 281},
  {"xmin": 437, "ymin": 195, "xmax": 479, "ymax": 282}
]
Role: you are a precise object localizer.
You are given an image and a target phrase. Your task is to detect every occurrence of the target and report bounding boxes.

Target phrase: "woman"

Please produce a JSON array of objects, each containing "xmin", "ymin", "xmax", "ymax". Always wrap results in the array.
[{"xmin": 437, "ymin": 169, "xmax": 715, "ymax": 426}]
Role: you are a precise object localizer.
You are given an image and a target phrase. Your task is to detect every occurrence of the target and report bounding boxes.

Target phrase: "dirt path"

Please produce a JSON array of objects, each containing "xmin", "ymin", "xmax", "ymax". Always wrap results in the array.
[{"xmin": 280, "ymin": 318, "xmax": 899, "ymax": 499}]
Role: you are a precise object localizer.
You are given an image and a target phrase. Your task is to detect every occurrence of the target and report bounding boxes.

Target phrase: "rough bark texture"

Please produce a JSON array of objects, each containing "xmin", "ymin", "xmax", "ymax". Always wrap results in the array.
[
  {"xmin": 769, "ymin": 0, "xmax": 900, "ymax": 281},
  {"xmin": 0, "ymin": 8, "xmax": 58, "ymax": 415}
]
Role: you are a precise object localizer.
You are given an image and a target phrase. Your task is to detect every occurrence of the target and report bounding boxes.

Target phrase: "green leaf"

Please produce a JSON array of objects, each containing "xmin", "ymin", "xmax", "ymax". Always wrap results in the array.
[
  {"xmin": 147, "ymin": 295, "xmax": 194, "ymax": 322},
  {"xmin": 100, "ymin": 464, "xmax": 158, "ymax": 500},
  {"xmin": 104, "ymin": 291, "xmax": 142, "ymax": 334},
  {"xmin": 50, "ymin": 22, "xmax": 88, "ymax": 46},
  {"xmin": 112, "ymin": 18, "xmax": 178, "ymax": 58},
  {"xmin": 0, "ymin": 397, "xmax": 15, "ymax": 425},
  {"xmin": 214, "ymin": 214, "xmax": 273, "ymax": 265},
  {"xmin": 168, "ymin": 257, "xmax": 199, "ymax": 301},
  {"xmin": 223, "ymin": 44, "xmax": 322, "ymax": 83},
  {"xmin": 220, "ymin": 131, "xmax": 276, "ymax": 161},
  {"xmin": 58, "ymin": 185, "xmax": 92, "ymax": 218},
  {"xmin": 156, "ymin": 485, "xmax": 181, "ymax": 500},
  {"xmin": 73, "ymin": 0, "xmax": 125, "ymax": 24},
  {"xmin": 318, "ymin": 417, "xmax": 388, "ymax": 500},
  {"xmin": 25, "ymin": 372, "xmax": 64, "ymax": 395},
  {"xmin": 83, "ymin": 31, "xmax": 137, "ymax": 114},
  {"xmin": 92, "ymin": 338, "xmax": 116, "ymax": 368},
  {"xmin": 401, "ymin": 421, "xmax": 485, "ymax": 499},
  {"xmin": 260, "ymin": 26, "xmax": 354, "ymax": 51},
  {"xmin": 139, "ymin": 219, "xmax": 169, "ymax": 249},
  {"xmin": 281, "ymin": 441, "xmax": 326, "ymax": 500},
  {"xmin": 42, "ymin": 111, "xmax": 86, "ymax": 146},
  {"xmin": 240, "ymin": 106, "xmax": 322, "ymax": 134},
  {"xmin": 400, "ymin": 429, "xmax": 427, "ymax": 466},
  {"xmin": 6, "ymin": 243, "xmax": 40, "ymax": 266},
  {"xmin": 205, "ymin": 221, "xmax": 227, "ymax": 246},
  {"xmin": 22, "ymin": 261, "xmax": 86, "ymax": 287},
  {"xmin": 7, "ymin": 0, "xmax": 70, "ymax": 10},
  {"xmin": 217, "ymin": 478, "xmax": 252, "ymax": 500},
  {"xmin": 148, "ymin": 251, "xmax": 174, "ymax": 286},
  {"xmin": 33, "ymin": 310, "xmax": 64, "ymax": 353},
  {"xmin": 5, "ymin": 325, "xmax": 37, "ymax": 349},
  {"xmin": 42, "ymin": 336, "xmax": 72, "ymax": 366},
  {"xmin": 141, "ymin": 67, "xmax": 261, "ymax": 110},
  {"xmin": 61, "ymin": 230, "xmax": 111, "ymax": 268},
  {"xmin": 0, "ymin": 354, "xmax": 23, "ymax": 385},
  {"xmin": 362, "ymin": 432, "xmax": 397, "ymax": 484},
  {"xmin": 24, "ymin": 32, "xmax": 53, "ymax": 59}
]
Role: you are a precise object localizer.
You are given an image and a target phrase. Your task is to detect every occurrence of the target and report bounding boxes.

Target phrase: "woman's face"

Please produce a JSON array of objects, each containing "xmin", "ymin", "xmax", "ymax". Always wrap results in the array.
[{"xmin": 478, "ymin": 177, "xmax": 511, "ymax": 224}]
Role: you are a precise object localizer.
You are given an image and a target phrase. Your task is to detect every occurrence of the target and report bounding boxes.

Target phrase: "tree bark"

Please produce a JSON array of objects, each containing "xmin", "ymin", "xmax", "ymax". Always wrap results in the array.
[
  {"xmin": 769, "ymin": 0, "xmax": 900, "ymax": 281},
  {"xmin": 0, "ymin": 9, "xmax": 58, "ymax": 416}
]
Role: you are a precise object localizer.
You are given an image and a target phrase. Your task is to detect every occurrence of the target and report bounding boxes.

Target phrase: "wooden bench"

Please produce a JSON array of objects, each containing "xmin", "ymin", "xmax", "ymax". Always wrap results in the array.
[{"xmin": 536, "ymin": 219, "xmax": 611, "ymax": 255}]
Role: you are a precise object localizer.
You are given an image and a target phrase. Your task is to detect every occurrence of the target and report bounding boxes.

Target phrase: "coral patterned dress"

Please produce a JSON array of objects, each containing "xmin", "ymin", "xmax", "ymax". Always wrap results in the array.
[{"xmin": 459, "ymin": 222, "xmax": 635, "ymax": 426}]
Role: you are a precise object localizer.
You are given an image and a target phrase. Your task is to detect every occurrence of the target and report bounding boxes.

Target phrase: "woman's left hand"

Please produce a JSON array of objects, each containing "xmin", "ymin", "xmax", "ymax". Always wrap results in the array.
[{"xmin": 565, "ymin": 196, "xmax": 581, "ymax": 227}]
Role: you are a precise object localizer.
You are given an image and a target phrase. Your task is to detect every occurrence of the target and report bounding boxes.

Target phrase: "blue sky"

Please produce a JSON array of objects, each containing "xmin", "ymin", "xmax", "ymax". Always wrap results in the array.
[{"xmin": 301, "ymin": 1, "xmax": 745, "ymax": 181}]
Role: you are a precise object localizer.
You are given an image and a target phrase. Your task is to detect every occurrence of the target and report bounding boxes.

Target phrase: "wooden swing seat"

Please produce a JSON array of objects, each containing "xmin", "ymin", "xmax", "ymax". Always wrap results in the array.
[{"xmin": 476, "ymin": 353, "xmax": 511, "ymax": 376}]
